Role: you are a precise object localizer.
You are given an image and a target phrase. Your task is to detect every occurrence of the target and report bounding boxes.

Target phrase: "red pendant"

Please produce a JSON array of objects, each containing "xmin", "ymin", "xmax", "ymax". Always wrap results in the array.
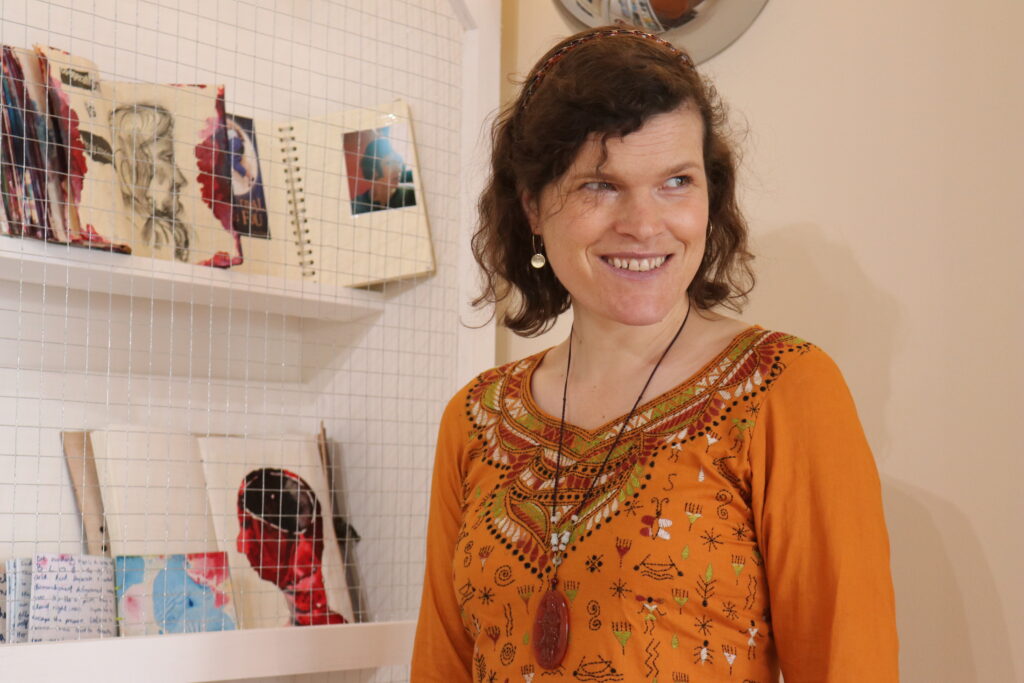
[{"xmin": 532, "ymin": 589, "xmax": 570, "ymax": 669}]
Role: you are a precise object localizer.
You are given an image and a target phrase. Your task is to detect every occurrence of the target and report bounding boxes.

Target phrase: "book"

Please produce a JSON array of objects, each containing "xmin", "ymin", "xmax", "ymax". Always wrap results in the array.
[
  {"xmin": 7, "ymin": 44, "xmax": 433, "ymax": 286},
  {"xmin": 1, "ymin": 45, "xmax": 62, "ymax": 242},
  {"xmin": 115, "ymin": 552, "xmax": 237, "ymax": 635},
  {"xmin": 30, "ymin": 46, "xmax": 128, "ymax": 252},
  {"xmin": 60, "ymin": 431, "xmax": 111, "ymax": 556},
  {"xmin": 0, "ymin": 563, "xmax": 7, "ymax": 643},
  {"xmin": 3, "ymin": 558, "xmax": 31, "ymax": 643},
  {"xmin": 198, "ymin": 434, "xmax": 355, "ymax": 628},
  {"xmin": 34, "ymin": 46, "xmax": 241, "ymax": 265},
  {"xmin": 236, "ymin": 100, "xmax": 435, "ymax": 287},
  {"xmin": 27, "ymin": 553, "xmax": 117, "ymax": 642},
  {"xmin": 12, "ymin": 45, "xmax": 77, "ymax": 244},
  {"xmin": 89, "ymin": 428, "xmax": 219, "ymax": 557},
  {"xmin": 82, "ymin": 426, "xmax": 357, "ymax": 630}
]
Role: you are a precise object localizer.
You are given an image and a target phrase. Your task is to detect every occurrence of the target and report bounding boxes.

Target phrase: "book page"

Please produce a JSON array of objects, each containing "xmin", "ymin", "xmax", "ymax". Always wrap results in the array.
[
  {"xmin": 115, "ymin": 552, "xmax": 236, "ymax": 636},
  {"xmin": 199, "ymin": 434, "xmax": 354, "ymax": 628},
  {"xmin": 33, "ymin": 47, "xmax": 126, "ymax": 251},
  {"xmin": 4, "ymin": 558, "xmax": 31, "ymax": 643},
  {"xmin": 103, "ymin": 82, "xmax": 242, "ymax": 266},
  {"xmin": 90, "ymin": 428, "xmax": 219, "ymax": 557},
  {"xmin": 28, "ymin": 554, "xmax": 116, "ymax": 642},
  {"xmin": 230, "ymin": 116, "xmax": 306, "ymax": 281}
]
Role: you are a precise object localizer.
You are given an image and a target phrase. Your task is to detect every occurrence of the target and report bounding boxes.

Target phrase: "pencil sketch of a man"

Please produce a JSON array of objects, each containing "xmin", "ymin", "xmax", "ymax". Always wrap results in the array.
[{"xmin": 111, "ymin": 104, "xmax": 193, "ymax": 261}]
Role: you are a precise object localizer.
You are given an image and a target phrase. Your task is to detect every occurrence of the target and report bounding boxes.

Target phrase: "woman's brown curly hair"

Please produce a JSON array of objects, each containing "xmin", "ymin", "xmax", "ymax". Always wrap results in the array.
[{"xmin": 473, "ymin": 26, "xmax": 755, "ymax": 337}]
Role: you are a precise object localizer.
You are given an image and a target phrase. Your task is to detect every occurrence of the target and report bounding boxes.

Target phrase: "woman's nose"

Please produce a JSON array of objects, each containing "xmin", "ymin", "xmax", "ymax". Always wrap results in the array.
[{"xmin": 613, "ymin": 191, "xmax": 662, "ymax": 239}]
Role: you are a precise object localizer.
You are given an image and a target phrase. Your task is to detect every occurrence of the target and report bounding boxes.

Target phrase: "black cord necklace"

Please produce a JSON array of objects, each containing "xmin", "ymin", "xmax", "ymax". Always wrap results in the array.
[{"xmin": 532, "ymin": 304, "xmax": 693, "ymax": 669}]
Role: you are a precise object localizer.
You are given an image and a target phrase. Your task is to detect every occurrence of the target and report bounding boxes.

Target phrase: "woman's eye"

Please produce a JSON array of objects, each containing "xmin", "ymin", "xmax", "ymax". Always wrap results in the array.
[
  {"xmin": 665, "ymin": 176, "xmax": 692, "ymax": 188},
  {"xmin": 582, "ymin": 181, "xmax": 614, "ymax": 192}
]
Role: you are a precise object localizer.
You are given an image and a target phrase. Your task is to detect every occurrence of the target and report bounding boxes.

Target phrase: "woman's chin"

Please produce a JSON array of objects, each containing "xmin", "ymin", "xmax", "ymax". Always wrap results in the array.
[{"xmin": 590, "ymin": 307, "xmax": 682, "ymax": 328}]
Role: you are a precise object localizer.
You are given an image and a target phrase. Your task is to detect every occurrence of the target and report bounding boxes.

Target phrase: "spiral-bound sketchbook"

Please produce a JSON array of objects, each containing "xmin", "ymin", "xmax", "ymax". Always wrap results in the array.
[{"xmin": 236, "ymin": 100, "xmax": 434, "ymax": 287}]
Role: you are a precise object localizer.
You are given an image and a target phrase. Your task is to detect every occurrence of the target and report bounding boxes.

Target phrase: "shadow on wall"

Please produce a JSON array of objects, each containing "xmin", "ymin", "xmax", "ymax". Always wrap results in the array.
[
  {"xmin": 746, "ymin": 222, "xmax": 898, "ymax": 461},
  {"xmin": 748, "ymin": 223, "xmax": 1016, "ymax": 681},
  {"xmin": 884, "ymin": 479, "xmax": 1016, "ymax": 682}
]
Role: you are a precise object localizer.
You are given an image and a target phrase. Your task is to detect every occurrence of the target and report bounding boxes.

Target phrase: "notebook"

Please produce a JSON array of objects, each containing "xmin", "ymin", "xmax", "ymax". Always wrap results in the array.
[
  {"xmin": 89, "ymin": 428, "xmax": 219, "ymax": 557},
  {"xmin": 236, "ymin": 100, "xmax": 434, "ymax": 287},
  {"xmin": 27, "ymin": 553, "xmax": 117, "ymax": 642},
  {"xmin": 115, "ymin": 552, "xmax": 237, "ymax": 635}
]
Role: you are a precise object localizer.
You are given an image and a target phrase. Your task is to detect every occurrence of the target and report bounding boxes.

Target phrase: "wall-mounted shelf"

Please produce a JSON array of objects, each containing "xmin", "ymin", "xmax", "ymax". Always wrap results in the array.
[
  {"xmin": 0, "ymin": 237, "xmax": 385, "ymax": 324},
  {"xmin": 0, "ymin": 620, "xmax": 415, "ymax": 682}
]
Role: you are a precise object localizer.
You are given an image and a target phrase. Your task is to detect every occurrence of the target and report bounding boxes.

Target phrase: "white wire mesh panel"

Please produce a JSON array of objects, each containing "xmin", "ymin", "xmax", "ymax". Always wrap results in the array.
[{"xmin": 0, "ymin": 1, "xmax": 464, "ymax": 680}]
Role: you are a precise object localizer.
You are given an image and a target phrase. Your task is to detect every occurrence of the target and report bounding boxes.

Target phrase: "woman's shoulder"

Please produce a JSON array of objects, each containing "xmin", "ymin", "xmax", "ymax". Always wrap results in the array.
[
  {"xmin": 733, "ymin": 325, "xmax": 852, "ymax": 398},
  {"xmin": 440, "ymin": 350, "xmax": 549, "ymax": 421}
]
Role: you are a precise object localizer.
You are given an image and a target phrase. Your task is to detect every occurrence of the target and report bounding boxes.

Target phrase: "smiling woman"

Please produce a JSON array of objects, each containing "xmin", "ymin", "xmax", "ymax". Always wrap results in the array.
[{"xmin": 413, "ymin": 26, "xmax": 899, "ymax": 682}]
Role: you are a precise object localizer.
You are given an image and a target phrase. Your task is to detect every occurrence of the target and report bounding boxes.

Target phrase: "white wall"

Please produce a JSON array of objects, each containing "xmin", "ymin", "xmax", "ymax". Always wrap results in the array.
[
  {"xmin": 499, "ymin": 1, "xmax": 1023, "ymax": 680},
  {"xmin": 0, "ymin": 1, "xmax": 475, "ymax": 680}
]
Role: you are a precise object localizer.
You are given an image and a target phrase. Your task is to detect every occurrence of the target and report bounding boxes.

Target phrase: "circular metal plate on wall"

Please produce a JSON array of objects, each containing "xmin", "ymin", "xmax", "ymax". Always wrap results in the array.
[{"xmin": 554, "ymin": 0, "xmax": 769, "ymax": 64}]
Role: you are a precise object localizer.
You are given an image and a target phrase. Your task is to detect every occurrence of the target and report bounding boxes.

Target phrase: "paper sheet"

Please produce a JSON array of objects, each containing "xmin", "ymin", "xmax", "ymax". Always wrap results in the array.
[{"xmin": 27, "ymin": 554, "xmax": 116, "ymax": 642}]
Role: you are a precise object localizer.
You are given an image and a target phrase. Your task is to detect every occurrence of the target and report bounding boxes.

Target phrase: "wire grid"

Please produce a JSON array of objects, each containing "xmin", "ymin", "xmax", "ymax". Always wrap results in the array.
[{"xmin": 0, "ymin": 0, "xmax": 463, "ymax": 680}]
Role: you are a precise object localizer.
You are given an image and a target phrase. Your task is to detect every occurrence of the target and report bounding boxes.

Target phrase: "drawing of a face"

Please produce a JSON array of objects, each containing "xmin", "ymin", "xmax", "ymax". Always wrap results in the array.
[
  {"xmin": 235, "ymin": 468, "xmax": 325, "ymax": 589},
  {"xmin": 111, "ymin": 104, "xmax": 193, "ymax": 261},
  {"xmin": 148, "ymin": 134, "xmax": 187, "ymax": 218},
  {"xmin": 236, "ymin": 467, "xmax": 345, "ymax": 625}
]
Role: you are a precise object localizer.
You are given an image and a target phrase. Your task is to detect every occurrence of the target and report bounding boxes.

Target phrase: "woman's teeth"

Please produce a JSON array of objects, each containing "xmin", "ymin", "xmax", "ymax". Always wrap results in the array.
[{"xmin": 606, "ymin": 256, "xmax": 667, "ymax": 272}]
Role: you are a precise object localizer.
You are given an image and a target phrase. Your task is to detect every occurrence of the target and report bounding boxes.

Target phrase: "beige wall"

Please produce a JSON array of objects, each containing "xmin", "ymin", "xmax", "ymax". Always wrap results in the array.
[{"xmin": 496, "ymin": 1, "xmax": 1023, "ymax": 680}]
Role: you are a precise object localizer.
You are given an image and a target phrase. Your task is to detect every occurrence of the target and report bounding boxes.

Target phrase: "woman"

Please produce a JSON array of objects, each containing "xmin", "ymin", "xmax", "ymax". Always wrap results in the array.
[{"xmin": 413, "ymin": 27, "xmax": 898, "ymax": 681}]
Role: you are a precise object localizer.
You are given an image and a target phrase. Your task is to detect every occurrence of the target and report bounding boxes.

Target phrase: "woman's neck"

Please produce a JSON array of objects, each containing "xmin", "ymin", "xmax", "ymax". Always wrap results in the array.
[{"xmin": 563, "ymin": 303, "xmax": 695, "ymax": 385}]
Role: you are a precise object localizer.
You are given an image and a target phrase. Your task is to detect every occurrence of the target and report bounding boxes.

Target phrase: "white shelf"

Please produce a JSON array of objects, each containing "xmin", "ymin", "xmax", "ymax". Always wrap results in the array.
[
  {"xmin": 0, "ymin": 620, "xmax": 416, "ymax": 682},
  {"xmin": 0, "ymin": 237, "xmax": 385, "ymax": 323}
]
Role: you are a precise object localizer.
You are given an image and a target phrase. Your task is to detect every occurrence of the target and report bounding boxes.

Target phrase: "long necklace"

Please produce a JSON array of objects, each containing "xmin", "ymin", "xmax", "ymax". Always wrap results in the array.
[{"xmin": 532, "ymin": 305, "xmax": 693, "ymax": 670}]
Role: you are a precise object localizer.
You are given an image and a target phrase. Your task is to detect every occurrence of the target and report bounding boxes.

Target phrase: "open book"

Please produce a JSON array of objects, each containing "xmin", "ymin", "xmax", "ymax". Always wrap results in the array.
[
  {"xmin": 33, "ymin": 46, "xmax": 241, "ymax": 265},
  {"xmin": 233, "ymin": 100, "xmax": 435, "ymax": 286},
  {"xmin": 6, "ymin": 44, "xmax": 435, "ymax": 287}
]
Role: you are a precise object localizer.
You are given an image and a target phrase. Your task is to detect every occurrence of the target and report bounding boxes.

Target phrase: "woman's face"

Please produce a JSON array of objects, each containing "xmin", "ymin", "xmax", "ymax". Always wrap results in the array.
[{"xmin": 524, "ymin": 105, "xmax": 709, "ymax": 328}]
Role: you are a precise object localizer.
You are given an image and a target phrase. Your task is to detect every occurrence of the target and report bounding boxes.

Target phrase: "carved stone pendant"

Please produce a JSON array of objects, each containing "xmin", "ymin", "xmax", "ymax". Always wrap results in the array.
[{"xmin": 532, "ymin": 589, "xmax": 570, "ymax": 669}]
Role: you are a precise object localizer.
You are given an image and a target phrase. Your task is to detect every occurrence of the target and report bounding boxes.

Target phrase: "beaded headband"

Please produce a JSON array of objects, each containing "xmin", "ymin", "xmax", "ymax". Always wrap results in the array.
[{"xmin": 520, "ymin": 28, "xmax": 695, "ymax": 109}]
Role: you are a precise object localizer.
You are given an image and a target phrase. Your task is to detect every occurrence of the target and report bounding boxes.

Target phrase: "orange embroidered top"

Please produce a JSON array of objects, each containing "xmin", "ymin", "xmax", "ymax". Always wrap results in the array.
[{"xmin": 412, "ymin": 328, "xmax": 898, "ymax": 682}]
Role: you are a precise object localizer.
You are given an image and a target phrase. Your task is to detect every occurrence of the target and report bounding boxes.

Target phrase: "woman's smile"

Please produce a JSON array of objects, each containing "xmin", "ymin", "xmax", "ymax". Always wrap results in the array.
[{"xmin": 601, "ymin": 254, "xmax": 670, "ymax": 273}]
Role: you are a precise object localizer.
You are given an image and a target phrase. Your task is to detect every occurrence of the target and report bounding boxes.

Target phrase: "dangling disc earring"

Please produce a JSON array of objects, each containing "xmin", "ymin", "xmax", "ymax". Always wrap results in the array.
[{"xmin": 530, "ymin": 234, "xmax": 547, "ymax": 269}]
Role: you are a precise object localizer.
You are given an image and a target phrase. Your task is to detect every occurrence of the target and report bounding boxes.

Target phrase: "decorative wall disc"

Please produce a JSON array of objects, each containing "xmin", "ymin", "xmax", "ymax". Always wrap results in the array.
[{"xmin": 555, "ymin": 0, "xmax": 769, "ymax": 64}]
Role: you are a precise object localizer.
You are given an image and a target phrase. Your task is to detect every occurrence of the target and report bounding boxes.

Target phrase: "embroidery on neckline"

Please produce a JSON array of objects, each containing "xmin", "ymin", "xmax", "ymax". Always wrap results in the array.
[{"xmin": 463, "ymin": 328, "xmax": 810, "ymax": 575}]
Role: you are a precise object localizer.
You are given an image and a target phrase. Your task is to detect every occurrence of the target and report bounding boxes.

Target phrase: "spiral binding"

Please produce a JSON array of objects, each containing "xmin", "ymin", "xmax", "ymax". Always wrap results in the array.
[{"xmin": 279, "ymin": 124, "xmax": 316, "ymax": 277}]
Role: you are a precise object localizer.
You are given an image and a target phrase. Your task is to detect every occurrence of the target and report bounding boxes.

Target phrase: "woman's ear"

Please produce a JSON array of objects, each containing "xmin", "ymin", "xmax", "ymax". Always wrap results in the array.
[{"xmin": 520, "ymin": 191, "xmax": 540, "ymax": 234}]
